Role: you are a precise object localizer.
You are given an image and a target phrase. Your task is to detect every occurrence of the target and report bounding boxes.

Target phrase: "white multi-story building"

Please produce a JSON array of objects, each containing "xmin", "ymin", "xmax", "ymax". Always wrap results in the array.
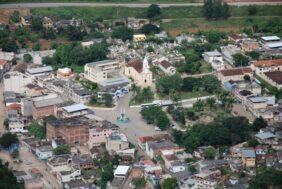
[{"xmin": 203, "ymin": 51, "xmax": 225, "ymax": 71}]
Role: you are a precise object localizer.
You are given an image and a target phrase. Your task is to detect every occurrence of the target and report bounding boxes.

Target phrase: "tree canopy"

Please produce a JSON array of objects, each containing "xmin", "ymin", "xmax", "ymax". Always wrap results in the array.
[
  {"xmin": 140, "ymin": 24, "xmax": 160, "ymax": 35},
  {"xmin": 28, "ymin": 122, "xmax": 46, "ymax": 139},
  {"xmin": 0, "ymin": 133, "xmax": 19, "ymax": 149},
  {"xmin": 147, "ymin": 4, "xmax": 161, "ymax": 19},
  {"xmin": 156, "ymin": 74, "xmax": 182, "ymax": 95},
  {"xmin": 53, "ymin": 144, "xmax": 71, "ymax": 155},
  {"xmin": 111, "ymin": 26, "xmax": 134, "ymax": 41},
  {"xmin": 0, "ymin": 160, "xmax": 24, "ymax": 189},
  {"xmin": 249, "ymin": 169, "xmax": 282, "ymax": 189},
  {"xmin": 203, "ymin": 0, "xmax": 230, "ymax": 20},
  {"xmin": 233, "ymin": 53, "xmax": 249, "ymax": 67},
  {"xmin": 161, "ymin": 177, "xmax": 178, "ymax": 189},
  {"xmin": 173, "ymin": 116, "xmax": 250, "ymax": 151}
]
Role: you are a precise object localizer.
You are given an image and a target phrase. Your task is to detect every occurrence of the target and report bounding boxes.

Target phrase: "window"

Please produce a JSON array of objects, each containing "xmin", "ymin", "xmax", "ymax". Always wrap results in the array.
[{"xmin": 144, "ymin": 79, "xmax": 147, "ymax": 83}]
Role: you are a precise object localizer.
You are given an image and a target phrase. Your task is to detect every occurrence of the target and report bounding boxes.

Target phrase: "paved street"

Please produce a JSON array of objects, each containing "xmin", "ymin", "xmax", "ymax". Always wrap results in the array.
[
  {"xmin": 0, "ymin": 2, "xmax": 282, "ymax": 9},
  {"xmin": 0, "ymin": 144, "xmax": 61, "ymax": 189},
  {"xmin": 90, "ymin": 93, "xmax": 165, "ymax": 145}
]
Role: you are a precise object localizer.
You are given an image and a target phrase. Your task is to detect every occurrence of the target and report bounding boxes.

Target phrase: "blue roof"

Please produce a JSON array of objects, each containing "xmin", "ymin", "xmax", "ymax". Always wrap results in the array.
[
  {"xmin": 248, "ymin": 96, "xmax": 267, "ymax": 103},
  {"xmin": 242, "ymin": 149, "xmax": 255, "ymax": 158},
  {"xmin": 224, "ymin": 82, "xmax": 234, "ymax": 92}
]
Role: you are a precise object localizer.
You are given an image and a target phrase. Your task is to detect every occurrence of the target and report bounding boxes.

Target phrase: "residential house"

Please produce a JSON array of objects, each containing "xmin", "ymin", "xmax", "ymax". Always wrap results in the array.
[
  {"xmin": 194, "ymin": 171, "xmax": 220, "ymax": 189},
  {"xmin": 88, "ymin": 120, "xmax": 120, "ymax": 148},
  {"xmin": 42, "ymin": 16, "xmax": 53, "ymax": 28},
  {"xmin": 220, "ymin": 45, "xmax": 241, "ymax": 65},
  {"xmin": 261, "ymin": 36, "xmax": 281, "ymax": 43},
  {"xmin": 153, "ymin": 58, "xmax": 176, "ymax": 75},
  {"xmin": 242, "ymin": 149, "xmax": 256, "ymax": 167},
  {"xmin": 124, "ymin": 57, "xmax": 153, "ymax": 88},
  {"xmin": 63, "ymin": 80, "xmax": 92, "ymax": 103},
  {"xmin": 251, "ymin": 59, "xmax": 282, "ymax": 75},
  {"xmin": 32, "ymin": 94, "xmax": 63, "ymax": 120},
  {"xmin": 21, "ymin": 16, "xmax": 31, "ymax": 26},
  {"xmin": 72, "ymin": 154, "xmax": 94, "ymax": 170},
  {"xmin": 63, "ymin": 179, "xmax": 97, "ymax": 189},
  {"xmin": 255, "ymin": 131, "xmax": 277, "ymax": 145},
  {"xmin": 57, "ymin": 165, "xmax": 81, "ymax": 183},
  {"xmin": 0, "ymin": 59, "xmax": 10, "ymax": 72},
  {"xmin": 217, "ymin": 67, "xmax": 253, "ymax": 83},
  {"xmin": 24, "ymin": 178, "xmax": 44, "ymax": 189},
  {"xmin": 133, "ymin": 34, "xmax": 146, "ymax": 42},
  {"xmin": 26, "ymin": 66, "xmax": 53, "ymax": 77},
  {"xmin": 61, "ymin": 103, "xmax": 89, "ymax": 118},
  {"xmin": 106, "ymin": 133, "xmax": 129, "ymax": 155},
  {"xmin": 245, "ymin": 96, "xmax": 276, "ymax": 120},
  {"xmin": 47, "ymin": 154, "xmax": 72, "ymax": 173},
  {"xmin": 175, "ymin": 34, "xmax": 195, "ymax": 44},
  {"xmin": 261, "ymin": 36, "xmax": 282, "ymax": 50},
  {"xmin": 127, "ymin": 17, "xmax": 149, "ymax": 29},
  {"xmin": 35, "ymin": 145, "xmax": 53, "ymax": 160},
  {"xmin": 241, "ymin": 40, "xmax": 260, "ymax": 52},
  {"xmin": 114, "ymin": 165, "xmax": 131, "ymax": 178},
  {"xmin": 57, "ymin": 68, "xmax": 75, "ymax": 80},
  {"xmin": 46, "ymin": 116, "xmax": 90, "ymax": 147},
  {"xmin": 145, "ymin": 140, "xmax": 184, "ymax": 159},
  {"xmin": 202, "ymin": 51, "xmax": 225, "ymax": 71},
  {"xmin": 3, "ymin": 71, "xmax": 32, "ymax": 94},
  {"xmin": 18, "ymin": 50, "xmax": 55, "ymax": 65}
]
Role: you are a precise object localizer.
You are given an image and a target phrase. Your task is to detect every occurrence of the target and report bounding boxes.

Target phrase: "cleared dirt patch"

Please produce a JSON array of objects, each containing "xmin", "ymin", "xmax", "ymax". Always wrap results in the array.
[{"xmin": 0, "ymin": 8, "xmax": 30, "ymax": 24}]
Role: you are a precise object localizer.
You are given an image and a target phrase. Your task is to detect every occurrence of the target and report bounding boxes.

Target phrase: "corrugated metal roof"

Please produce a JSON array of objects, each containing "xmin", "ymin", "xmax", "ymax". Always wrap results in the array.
[{"xmin": 62, "ymin": 103, "xmax": 88, "ymax": 113}]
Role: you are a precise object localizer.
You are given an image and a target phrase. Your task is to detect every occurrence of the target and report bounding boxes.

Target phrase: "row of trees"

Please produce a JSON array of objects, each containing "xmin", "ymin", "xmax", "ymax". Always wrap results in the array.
[
  {"xmin": 131, "ymin": 85, "xmax": 154, "ymax": 105},
  {"xmin": 0, "ymin": 160, "xmax": 24, "ymax": 189}
]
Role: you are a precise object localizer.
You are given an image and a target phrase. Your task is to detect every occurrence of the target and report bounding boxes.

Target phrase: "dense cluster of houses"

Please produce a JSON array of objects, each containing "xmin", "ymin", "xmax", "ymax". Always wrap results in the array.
[{"xmin": 1, "ymin": 11, "xmax": 282, "ymax": 189}]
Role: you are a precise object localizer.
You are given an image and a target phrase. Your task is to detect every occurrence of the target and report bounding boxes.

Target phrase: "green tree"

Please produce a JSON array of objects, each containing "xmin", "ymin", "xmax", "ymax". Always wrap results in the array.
[
  {"xmin": 205, "ymin": 30, "xmax": 226, "ymax": 44},
  {"xmin": 0, "ymin": 133, "xmax": 18, "ymax": 149},
  {"xmin": 31, "ymin": 16, "xmax": 43, "ymax": 31},
  {"xmin": 193, "ymin": 100, "xmax": 205, "ymax": 112},
  {"xmin": 10, "ymin": 11, "xmax": 20, "ymax": 23},
  {"xmin": 65, "ymin": 25, "xmax": 86, "ymax": 41},
  {"xmin": 252, "ymin": 116, "xmax": 267, "ymax": 131},
  {"xmin": 53, "ymin": 144, "xmax": 71, "ymax": 155},
  {"xmin": 221, "ymin": 3, "xmax": 230, "ymax": 19},
  {"xmin": 205, "ymin": 146, "xmax": 216, "ymax": 159},
  {"xmin": 244, "ymin": 74, "xmax": 251, "ymax": 82},
  {"xmin": 156, "ymin": 74, "xmax": 182, "ymax": 95},
  {"xmin": 33, "ymin": 43, "xmax": 41, "ymax": 51},
  {"xmin": 248, "ymin": 138, "xmax": 259, "ymax": 148},
  {"xmin": 247, "ymin": 51, "xmax": 260, "ymax": 60},
  {"xmin": 112, "ymin": 26, "xmax": 134, "ymax": 41},
  {"xmin": 203, "ymin": 0, "xmax": 230, "ymax": 20},
  {"xmin": 132, "ymin": 177, "xmax": 146, "ymax": 189},
  {"xmin": 23, "ymin": 53, "xmax": 32, "ymax": 63},
  {"xmin": 156, "ymin": 113, "xmax": 170, "ymax": 130},
  {"xmin": 103, "ymin": 93, "xmax": 113, "ymax": 107},
  {"xmin": 206, "ymin": 98, "xmax": 216, "ymax": 108},
  {"xmin": 232, "ymin": 53, "xmax": 249, "ymax": 67},
  {"xmin": 203, "ymin": 0, "xmax": 214, "ymax": 20},
  {"xmin": 147, "ymin": 4, "xmax": 161, "ymax": 19},
  {"xmin": 186, "ymin": 108, "xmax": 197, "ymax": 121},
  {"xmin": 161, "ymin": 177, "xmax": 177, "ymax": 189},
  {"xmin": 248, "ymin": 5, "xmax": 257, "ymax": 16},
  {"xmin": 0, "ymin": 159, "xmax": 24, "ymax": 189},
  {"xmin": 4, "ymin": 119, "xmax": 9, "ymax": 130},
  {"xmin": 28, "ymin": 122, "xmax": 46, "ymax": 139},
  {"xmin": 140, "ymin": 24, "xmax": 160, "ymax": 35},
  {"xmin": 1, "ymin": 38, "xmax": 18, "ymax": 52},
  {"xmin": 249, "ymin": 169, "xmax": 282, "ymax": 189},
  {"xmin": 189, "ymin": 165, "xmax": 197, "ymax": 174},
  {"xmin": 142, "ymin": 87, "xmax": 154, "ymax": 102}
]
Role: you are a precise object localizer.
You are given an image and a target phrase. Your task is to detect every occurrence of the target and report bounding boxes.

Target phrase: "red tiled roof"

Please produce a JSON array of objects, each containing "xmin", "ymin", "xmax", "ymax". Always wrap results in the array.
[
  {"xmin": 220, "ymin": 67, "xmax": 252, "ymax": 76},
  {"xmin": 264, "ymin": 71, "xmax": 282, "ymax": 85},
  {"xmin": 7, "ymin": 103, "xmax": 21, "ymax": 110},
  {"xmin": 159, "ymin": 60, "xmax": 172, "ymax": 69},
  {"xmin": 138, "ymin": 136, "xmax": 154, "ymax": 144},
  {"xmin": 253, "ymin": 59, "xmax": 282, "ymax": 68},
  {"xmin": 127, "ymin": 60, "xmax": 143, "ymax": 73},
  {"xmin": 0, "ymin": 59, "xmax": 7, "ymax": 66}
]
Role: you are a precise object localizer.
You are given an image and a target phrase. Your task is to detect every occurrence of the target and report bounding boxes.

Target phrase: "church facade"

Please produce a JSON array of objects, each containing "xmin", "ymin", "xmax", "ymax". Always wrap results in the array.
[{"xmin": 124, "ymin": 57, "xmax": 153, "ymax": 88}]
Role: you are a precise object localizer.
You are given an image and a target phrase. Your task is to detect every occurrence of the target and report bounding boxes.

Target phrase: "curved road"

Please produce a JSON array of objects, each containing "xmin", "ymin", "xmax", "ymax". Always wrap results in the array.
[{"xmin": 0, "ymin": 2, "xmax": 282, "ymax": 9}]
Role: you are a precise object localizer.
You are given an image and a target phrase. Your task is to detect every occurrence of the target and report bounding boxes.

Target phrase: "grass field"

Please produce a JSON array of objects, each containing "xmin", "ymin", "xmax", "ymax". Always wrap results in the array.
[
  {"xmin": 30, "ymin": 5, "xmax": 282, "ymax": 22},
  {"xmin": 161, "ymin": 16, "xmax": 282, "ymax": 35},
  {"xmin": 180, "ymin": 91, "xmax": 210, "ymax": 99}
]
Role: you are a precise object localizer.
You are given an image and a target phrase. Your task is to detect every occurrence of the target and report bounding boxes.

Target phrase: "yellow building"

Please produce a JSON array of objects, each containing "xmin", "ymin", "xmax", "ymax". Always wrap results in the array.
[
  {"xmin": 124, "ymin": 57, "xmax": 152, "ymax": 88},
  {"xmin": 133, "ymin": 34, "xmax": 146, "ymax": 42},
  {"xmin": 242, "ymin": 149, "xmax": 256, "ymax": 167}
]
